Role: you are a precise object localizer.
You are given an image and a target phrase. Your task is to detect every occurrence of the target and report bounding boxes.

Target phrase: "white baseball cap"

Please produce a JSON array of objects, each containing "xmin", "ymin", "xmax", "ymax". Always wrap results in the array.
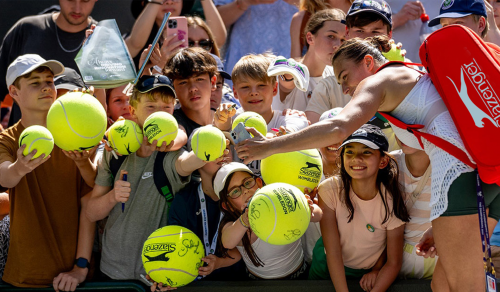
[
  {"xmin": 267, "ymin": 56, "xmax": 310, "ymax": 92},
  {"xmin": 6, "ymin": 54, "xmax": 64, "ymax": 87},
  {"xmin": 319, "ymin": 107, "xmax": 343, "ymax": 122},
  {"xmin": 213, "ymin": 162, "xmax": 254, "ymax": 199}
]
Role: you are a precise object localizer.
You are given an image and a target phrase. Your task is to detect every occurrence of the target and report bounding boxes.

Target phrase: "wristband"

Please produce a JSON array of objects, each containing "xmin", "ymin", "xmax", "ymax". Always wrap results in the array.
[
  {"xmin": 153, "ymin": 65, "xmax": 163, "ymax": 74},
  {"xmin": 239, "ymin": 215, "xmax": 249, "ymax": 228}
]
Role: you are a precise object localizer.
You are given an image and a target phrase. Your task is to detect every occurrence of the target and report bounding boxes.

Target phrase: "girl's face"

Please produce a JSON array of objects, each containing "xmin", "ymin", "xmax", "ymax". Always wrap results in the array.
[
  {"xmin": 188, "ymin": 25, "xmax": 213, "ymax": 52},
  {"xmin": 156, "ymin": 0, "xmax": 183, "ymax": 23},
  {"xmin": 333, "ymin": 56, "xmax": 375, "ymax": 96},
  {"xmin": 319, "ymin": 142, "xmax": 342, "ymax": 166},
  {"xmin": 308, "ymin": 21, "xmax": 346, "ymax": 66},
  {"xmin": 493, "ymin": 0, "xmax": 500, "ymax": 29},
  {"xmin": 342, "ymin": 142, "xmax": 387, "ymax": 180},
  {"xmin": 107, "ymin": 85, "xmax": 131, "ymax": 121},
  {"xmin": 226, "ymin": 172, "xmax": 262, "ymax": 211}
]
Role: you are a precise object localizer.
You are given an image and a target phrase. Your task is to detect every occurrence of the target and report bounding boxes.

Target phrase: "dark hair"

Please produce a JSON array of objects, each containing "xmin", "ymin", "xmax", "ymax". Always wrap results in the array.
[
  {"xmin": 332, "ymin": 35, "xmax": 391, "ymax": 66},
  {"xmin": 163, "ymin": 47, "xmax": 218, "ymax": 80},
  {"xmin": 345, "ymin": 12, "xmax": 391, "ymax": 34},
  {"xmin": 216, "ymin": 172, "xmax": 265, "ymax": 267},
  {"xmin": 13, "ymin": 66, "xmax": 53, "ymax": 89},
  {"xmin": 304, "ymin": 9, "xmax": 346, "ymax": 49},
  {"xmin": 337, "ymin": 146, "xmax": 410, "ymax": 224}
]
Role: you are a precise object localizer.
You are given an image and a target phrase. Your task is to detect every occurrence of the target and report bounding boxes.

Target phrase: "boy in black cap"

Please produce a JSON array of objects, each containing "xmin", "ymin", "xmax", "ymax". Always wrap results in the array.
[{"xmin": 345, "ymin": 0, "xmax": 393, "ymax": 39}]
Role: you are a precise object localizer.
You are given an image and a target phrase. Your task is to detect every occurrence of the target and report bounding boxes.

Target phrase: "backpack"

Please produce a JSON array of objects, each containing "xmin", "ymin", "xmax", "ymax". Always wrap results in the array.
[
  {"xmin": 109, "ymin": 151, "xmax": 175, "ymax": 203},
  {"xmin": 377, "ymin": 24, "xmax": 500, "ymax": 186}
]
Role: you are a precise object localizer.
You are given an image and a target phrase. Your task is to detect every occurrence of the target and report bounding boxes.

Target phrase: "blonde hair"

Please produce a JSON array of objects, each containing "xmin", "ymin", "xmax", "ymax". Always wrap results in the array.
[
  {"xmin": 129, "ymin": 88, "xmax": 176, "ymax": 108},
  {"xmin": 472, "ymin": 14, "xmax": 488, "ymax": 38},
  {"xmin": 186, "ymin": 16, "xmax": 221, "ymax": 57},
  {"xmin": 231, "ymin": 53, "xmax": 277, "ymax": 85},
  {"xmin": 299, "ymin": 0, "xmax": 329, "ymax": 13}
]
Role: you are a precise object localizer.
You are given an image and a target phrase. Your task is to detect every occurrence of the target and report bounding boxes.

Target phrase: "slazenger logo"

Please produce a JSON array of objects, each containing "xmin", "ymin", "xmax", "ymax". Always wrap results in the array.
[
  {"xmin": 447, "ymin": 59, "xmax": 500, "ymax": 128},
  {"xmin": 298, "ymin": 162, "xmax": 321, "ymax": 184},
  {"xmin": 441, "ymin": 0, "xmax": 454, "ymax": 10}
]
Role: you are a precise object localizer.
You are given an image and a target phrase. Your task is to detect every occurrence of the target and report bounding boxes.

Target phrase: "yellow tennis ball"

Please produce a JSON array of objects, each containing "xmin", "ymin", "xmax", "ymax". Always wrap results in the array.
[
  {"xmin": 232, "ymin": 111, "xmax": 267, "ymax": 137},
  {"xmin": 18, "ymin": 125, "xmax": 54, "ymax": 159},
  {"xmin": 382, "ymin": 43, "xmax": 404, "ymax": 62},
  {"xmin": 143, "ymin": 112, "xmax": 178, "ymax": 145},
  {"xmin": 248, "ymin": 183, "xmax": 311, "ymax": 245},
  {"xmin": 261, "ymin": 149, "xmax": 323, "ymax": 192},
  {"xmin": 191, "ymin": 126, "xmax": 226, "ymax": 162},
  {"xmin": 107, "ymin": 119, "xmax": 143, "ymax": 155},
  {"xmin": 47, "ymin": 92, "xmax": 107, "ymax": 151},
  {"xmin": 142, "ymin": 225, "xmax": 204, "ymax": 287}
]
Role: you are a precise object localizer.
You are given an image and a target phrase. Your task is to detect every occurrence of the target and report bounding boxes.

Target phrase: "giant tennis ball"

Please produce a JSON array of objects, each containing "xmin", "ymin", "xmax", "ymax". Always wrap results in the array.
[
  {"xmin": 142, "ymin": 225, "xmax": 204, "ymax": 287},
  {"xmin": 261, "ymin": 149, "xmax": 323, "ymax": 192},
  {"xmin": 18, "ymin": 125, "xmax": 54, "ymax": 159},
  {"xmin": 107, "ymin": 119, "xmax": 143, "ymax": 155},
  {"xmin": 191, "ymin": 126, "xmax": 226, "ymax": 162},
  {"xmin": 143, "ymin": 112, "xmax": 178, "ymax": 145},
  {"xmin": 47, "ymin": 92, "xmax": 107, "ymax": 151},
  {"xmin": 382, "ymin": 43, "xmax": 404, "ymax": 62},
  {"xmin": 248, "ymin": 183, "xmax": 311, "ymax": 245},
  {"xmin": 232, "ymin": 111, "xmax": 267, "ymax": 137}
]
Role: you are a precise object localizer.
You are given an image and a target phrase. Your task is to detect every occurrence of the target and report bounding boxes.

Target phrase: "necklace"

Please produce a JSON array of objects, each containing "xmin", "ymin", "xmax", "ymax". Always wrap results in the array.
[{"xmin": 54, "ymin": 22, "xmax": 85, "ymax": 53}]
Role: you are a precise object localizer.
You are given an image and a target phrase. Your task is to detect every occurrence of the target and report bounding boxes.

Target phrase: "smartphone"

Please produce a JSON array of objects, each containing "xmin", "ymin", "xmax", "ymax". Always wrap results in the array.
[
  {"xmin": 140, "ymin": 274, "xmax": 153, "ymax": 287},
  {"xmin": 165, "ymin": 16, "xmax": 188, "ymax": 48},
  {"xmin": 231, "ymin": 122, "xmax": 253, "ymax": 145}
]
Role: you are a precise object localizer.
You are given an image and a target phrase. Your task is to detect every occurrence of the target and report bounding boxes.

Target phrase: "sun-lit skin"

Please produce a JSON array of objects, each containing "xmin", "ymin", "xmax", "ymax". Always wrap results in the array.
[
  {"xmin": 156, "ymin": 0, "xmax": 183, "ymax": 26},
  {"xmin": 226, "ymin": 171, "xmax": 263, "ymax": 211},
  {"xmin": 9, "ymin": 68, "xmax": 56, "ymax": 113},
  {"xmin": 211, "ymin": 73, "xmax": 224, "ymax": 110},
  {"xmin": 188, "ymin": 25, "xmax": 211, "ymax": 51},
  {"xmin": 440, "ymin": 15, "xmax": 485, "ymax": 36},
  {"xmin": 343, "ymin": 142, "xmax": 387, "ymax": 181},
  {"xmin": 233, "ymin": 78, "xmax": 278, "ymax": 124},
  {"xmin": 319, "ymin": 142, "xmax": 342, "ymax": 176},
  {"xmin": 129, "ymin": 95, "xmax": 175, "ymax": 128},
  {"xmin": 333, "ymin": 55, "xmax": 376, "ymax": 96},
  {"xmin": 107, "ymin": 85, "xmax": 132, "ymax": 121},
  {"xmin": 346, "ymin": 19, "xmax": 392, "ymax": 39}
]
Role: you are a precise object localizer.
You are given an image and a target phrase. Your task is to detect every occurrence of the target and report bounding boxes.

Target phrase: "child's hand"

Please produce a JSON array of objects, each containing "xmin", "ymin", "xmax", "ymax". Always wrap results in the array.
[
  {"xmin": 282, "ymin": 108, "xmax": 306, "ymax": 118},
  {"xmin": 273, "ymin": 126, "xmax": 289, "ymax": 137},
  {"xmin": 136, "ymin": 136, "xmax": 174, "ymax": 158},
  {"xmin": 139, "ymin": 44, "xmax": 162, "ymax": 75},
  {"xmin": 145, "ymin": 274, "xmax": 176, "ymax": 291},
  {"xmin": 13, "ymin": 145, "xmax": 49, "ymax": 175},
  {"xmin": 416, "ymin": 227, "xmax": 437, "ymax": 258},
  {"xmin": 388, "ymin": 39, "xmax": 407, "ymax": 59},
  {"xmin": 199, "ymin": 254, "xmax": 219, "ymax": 276},
  {"xmin": 62, "ymin": 145, "xmax": 98, "ymax": 165},
  {"xmin": 360, "ymin": 270, "xmax": 379, "ymax": 292},
  {"xmin": 113, "ymin": 170, "xmax": 131, "ymax": 204},
  {"xmin": 83, "ymin": 24, "xmax": 96, "ymax": 45},
  {"xmin": 159, "ymin": 33, "xmax": 185, "ymax": 63},
  {"xmin": 214, "ymin": 103, "xmax": 236, "ymax": 128}
]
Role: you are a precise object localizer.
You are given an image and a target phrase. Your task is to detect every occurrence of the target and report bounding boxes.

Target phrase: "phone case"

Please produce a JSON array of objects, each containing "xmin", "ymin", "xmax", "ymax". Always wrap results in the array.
[
  {"xmin": 165, "ymin": 16, "xmax": 188, "ymax": 48},
  {"xmin": 231, "ymin": 122, "xmax": 253, "ymax": 144}
]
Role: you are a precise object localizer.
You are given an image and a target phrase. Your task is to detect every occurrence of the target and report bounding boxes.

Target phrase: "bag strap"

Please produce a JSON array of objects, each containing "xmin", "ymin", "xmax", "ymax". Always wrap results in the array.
[
  {"xmin": 405, "ymin": 164, "xmax": 432, "ymax": 211},
  {"xmin": 110, "ymin": 155, "xmax": 127, "ymax": 180},
  {"xmin": 375, "ymin": 61, "xmax": 425, "ymax": 74},
  {"xmin": 378, "ymin": 112, "xmax": 477, "ymax": 169},
  {"xmin": 153, "ymin": 151, "xmax": 174, "ymax": 205}
]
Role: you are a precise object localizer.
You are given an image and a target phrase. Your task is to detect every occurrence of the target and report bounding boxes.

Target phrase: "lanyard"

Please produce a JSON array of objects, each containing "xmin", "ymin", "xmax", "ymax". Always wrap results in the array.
[
  {"xmin": 475, "ymin": 170, "xmax": 496, "ymax": 277},
  {"xmin": 198, "ymin": 184, "xmax": 223, "ymax": 257}
]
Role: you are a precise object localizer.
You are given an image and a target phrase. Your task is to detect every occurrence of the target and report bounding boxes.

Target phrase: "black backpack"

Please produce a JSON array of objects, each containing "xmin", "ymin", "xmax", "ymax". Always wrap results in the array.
[{"xmin": 109, "ymin": 151, "xmax": 174, "ymax": 204}]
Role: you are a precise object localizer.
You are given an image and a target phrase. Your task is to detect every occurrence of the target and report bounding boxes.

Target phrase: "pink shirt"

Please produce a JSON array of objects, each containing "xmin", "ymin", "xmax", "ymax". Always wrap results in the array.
[{"xmin": 319, "ymin": 177, "xmax": 405, "ymax": 269}]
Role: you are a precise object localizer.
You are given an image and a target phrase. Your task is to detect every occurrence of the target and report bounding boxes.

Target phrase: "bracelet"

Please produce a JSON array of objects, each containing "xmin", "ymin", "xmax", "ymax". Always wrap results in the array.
[
  {"xmin": 239, "ymin": 216, "xmax": 249, "ymax": 228},
  {"xmin": 235, "ymin": 0, "xmax": 248, "ymax": 11},
  {"xmin": 153, "ymin": 65, "xmax": 163, "ymax": 74}
]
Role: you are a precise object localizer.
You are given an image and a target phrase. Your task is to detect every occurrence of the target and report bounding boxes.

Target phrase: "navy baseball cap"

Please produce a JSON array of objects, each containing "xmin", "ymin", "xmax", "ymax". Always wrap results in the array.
[
  {"xmin": 136, "ymin": 74, "xmax": 176, "ymax": 98},
  {"xmin": 210, "ymin": 54, "xmax": 231, "ymax": 80},
  {"xmin": 345, "ymin": 0, "xmax": 393, "ymax": 28},
  {"xmin": 340, "ymin": 124, "xmax": 389, "ymax": 152},
  {"xmin": 429, "ymin": 0, "xmax": 487, "ymax": 27}
]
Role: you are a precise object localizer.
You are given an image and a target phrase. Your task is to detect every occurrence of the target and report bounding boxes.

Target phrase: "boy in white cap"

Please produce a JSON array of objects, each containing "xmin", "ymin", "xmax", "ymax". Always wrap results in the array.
[{"xmin": 0, "ymin": 54, "xmax": 96, "ymax": 291}]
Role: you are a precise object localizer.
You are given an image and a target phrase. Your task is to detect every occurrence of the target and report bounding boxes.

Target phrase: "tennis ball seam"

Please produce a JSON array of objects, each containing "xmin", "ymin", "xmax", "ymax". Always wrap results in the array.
[
  {"xmin": 147, "ymin": 231, "xmax": 193, "ymax": 239},
  {"xmin": 147, "ymin": 267, "xmax": 197, "ymax": 278},
  {"xmin": 58, "ymin": 99, "xmax": 105, "ymax": 139},
  {"xmin": 259, "ymin": 193, "xmax": 278, "ymax": 243},
  {"xmin": 296, "ymin": 150, "xmax": 321, "ymax": 159},
  {"xmin": 152, "ymin": 129, "xmax": 177, "ymax": 143},
  {"xmin": 130, "ymin": 121, "xmax": 142, "ymax": 144},
  {"xmin": 27, "ymin": 137, "xmax": 53, "ymax": 154},
  {"xmin": 109, "ymin": 131, "xmax": 119, "ymax": 152}
]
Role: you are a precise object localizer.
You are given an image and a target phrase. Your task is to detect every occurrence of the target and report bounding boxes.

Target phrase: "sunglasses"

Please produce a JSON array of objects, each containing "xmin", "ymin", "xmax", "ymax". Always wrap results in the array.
[
  {"xmin": 279, "ymin": 75, "xmax": 294, "ymax": 82},
  {"xmin": 188, "ymin": 39, "xmax": 214, "ymax": 52},
  {"xmin": 227, "ymin": 176, "xmax": 257, "ymax": 199},
  {"xmin": 138, "ymin": 75, "xmax": 172, "ymax": 88}
]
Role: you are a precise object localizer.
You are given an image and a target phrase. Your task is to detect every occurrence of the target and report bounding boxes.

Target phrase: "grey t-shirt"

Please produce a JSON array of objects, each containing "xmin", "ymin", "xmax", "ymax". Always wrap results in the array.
[{"xmin": 95, "ymin": 149, "xmax": 190, "ymax": 280}]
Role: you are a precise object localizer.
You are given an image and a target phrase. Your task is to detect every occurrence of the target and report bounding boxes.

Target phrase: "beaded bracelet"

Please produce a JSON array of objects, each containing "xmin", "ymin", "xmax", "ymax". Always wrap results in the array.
[{"xmin": 239, "ymin": 216, "xmax": 249, "ymax": 228}]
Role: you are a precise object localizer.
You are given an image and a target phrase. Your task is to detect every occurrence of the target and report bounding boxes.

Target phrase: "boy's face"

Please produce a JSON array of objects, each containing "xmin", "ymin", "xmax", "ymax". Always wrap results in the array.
[
  {"xmin": 130, "ymin": 94, "xmax": 175, "ymax": 127},
  {"xmin": 9, "ymin": 69, "xmax": 56, "ymax": 113},
  {"xmin": 172, "ymin": 73, "xmax": 216, "ymax": 113},
  {"xmin": 346, "ymin": 20, "xmax": 392, "ymax": 39},
  {"xmin": 440, "ymin": 15, "xmax": 484, "ymax": 37},
  {"xmin": 210, "ymin": 73, "xmax": 224, "ymax": 110},
  {"xmin": 233, "ymin": 78, "xmax": 278, "ymax": 115}
]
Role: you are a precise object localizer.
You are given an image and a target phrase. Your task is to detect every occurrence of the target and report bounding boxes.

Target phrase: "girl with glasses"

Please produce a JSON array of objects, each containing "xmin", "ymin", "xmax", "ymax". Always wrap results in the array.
[
  {"xmin": 187, "ymin": 16, "xmax": 221, "ymax": 57},
  {"xmin": 214, "ymin": 162, "xmax": 321, "ymax": 280}
]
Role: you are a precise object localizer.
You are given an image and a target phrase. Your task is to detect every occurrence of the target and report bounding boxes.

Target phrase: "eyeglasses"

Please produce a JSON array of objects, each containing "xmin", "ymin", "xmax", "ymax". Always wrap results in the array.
[
  {"xmin": 279, "ymin": 75, "xmax": 294, "ymax": 82},
  {"xmin": 227, "ymin": 177, "xmax": 257, "ymax": 199},
  {"xmin": 138, "ymin": 75, "xmax": 172, "ymax": 88},
  {"xmin": 188, "ymin": 39, "xmax": 214, "ymax": 52}
]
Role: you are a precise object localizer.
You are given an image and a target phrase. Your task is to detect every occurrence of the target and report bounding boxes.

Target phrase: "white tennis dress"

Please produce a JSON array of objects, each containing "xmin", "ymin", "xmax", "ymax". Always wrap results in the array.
[{"xmin": 389, "ymin": 74, "xmax": 475, "ymax": 220}]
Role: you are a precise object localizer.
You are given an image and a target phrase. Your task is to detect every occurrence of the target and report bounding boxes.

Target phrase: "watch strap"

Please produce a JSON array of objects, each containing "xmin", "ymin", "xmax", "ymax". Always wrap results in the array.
[{"xmin": 75, "ymin": 257, "xmax": 89, "ymax": 268}]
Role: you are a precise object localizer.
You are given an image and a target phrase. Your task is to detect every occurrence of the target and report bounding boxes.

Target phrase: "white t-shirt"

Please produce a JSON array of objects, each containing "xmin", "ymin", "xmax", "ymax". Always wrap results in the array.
[
  {"xmin": 305, "ymin": 75, "xmax": 351, "ymax": 116},
  {"xmin": 273, "ymin": 66, "xmax": 335, "ymax": 112}
]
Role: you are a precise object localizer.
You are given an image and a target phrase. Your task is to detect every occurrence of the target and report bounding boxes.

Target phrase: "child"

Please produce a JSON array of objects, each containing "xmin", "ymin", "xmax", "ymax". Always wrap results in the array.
[
  {"xmin": 209, "ymin": 54, "xmax": 240, "ymax": 111},
  {"xmin": 106, "ymin": 84, "xmax": 133, "ymax": 127},
  {"xmin": 278, "ymin": 9, "xmax": 346, "ymax": 112},
  {"xmin": 390, "ymin": 137, "xmax": 435, "ymax": 280},
  {"xmin": 309, "ymin": 124, "xmax": 409, "ymax": 292},
  {"xmin": 85, "ymin": 74, "xmax": 219, "ymax": 281},
  {"xmin": 0, "ymin": 54, "xmax": 95, "ymax": 290},
  {"xmin": 214, "ymin": 162, "xmax": 322, "ymax": 280}
]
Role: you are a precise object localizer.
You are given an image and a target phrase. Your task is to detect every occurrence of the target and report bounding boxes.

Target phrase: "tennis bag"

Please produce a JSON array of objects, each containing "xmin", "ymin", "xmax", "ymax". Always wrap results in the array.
[{"xmin": 380, "ymin": 25, "xmax": 500, "ymax": 186}]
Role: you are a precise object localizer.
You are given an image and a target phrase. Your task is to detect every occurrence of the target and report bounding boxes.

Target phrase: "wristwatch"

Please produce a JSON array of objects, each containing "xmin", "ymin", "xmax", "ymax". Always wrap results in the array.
[{"xmin": 75, "ymin": 257, "xmax": 89, "ymax": 269}]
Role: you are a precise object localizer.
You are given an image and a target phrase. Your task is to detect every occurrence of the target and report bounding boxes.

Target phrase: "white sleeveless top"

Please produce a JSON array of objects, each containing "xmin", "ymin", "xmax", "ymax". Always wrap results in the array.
[
  {"xmin": 236, "ymin": 237, "xmax": 304, "ymax": 279},
  {"xmin": 389, "ymin": 74, "xmax": 474, "ymax": 220}
]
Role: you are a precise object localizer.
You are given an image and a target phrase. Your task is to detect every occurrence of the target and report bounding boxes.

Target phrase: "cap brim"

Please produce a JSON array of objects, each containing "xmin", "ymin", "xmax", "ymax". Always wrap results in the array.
[
  {"xmin": 219, "ymin": 71, "xmax": 232, "ymax": 80},
  {"xmin": 138, "ymin": 83, "xmax": 177, "ymax": 98},
  {"xmin": 428, "ymin": 12, "xmax": 472, "ymax": 27},
  {"xmin": 347, "ymin": 9, "xmax": 392, "ymax": 28},
  {"xmin": 11, "ymin": 60, "xmax": 64, "ymax": 86},
  {"xmin": 267, "ymin": 66, "xmax": 307, "ymax": 91},
  {"xmin": 340, "ymin": 138, "xmax": 380, "ymax": 150},
  {"xmin": 55, "ymin": 84, "xmax": 80, "ymax": 91},
  {"xmin": 214, "ymin": 163, "xmax": 253, "ymax": 198}
]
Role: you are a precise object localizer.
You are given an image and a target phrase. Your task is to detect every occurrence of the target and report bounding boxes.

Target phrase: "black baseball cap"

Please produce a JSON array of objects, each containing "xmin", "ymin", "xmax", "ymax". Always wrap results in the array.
[
  {"xmin": 340, "ymin": 124, "xmax": 389, "ymax": 152},
  {"xmin": 210, "ymin": 54, "xmax": 231, "ymax": 80},
  {"xmin": 136, "ymin": 74, "xmax": 176, "ymax": 98},
  {"xmin": 54, "ymin": 67, "xmax": 85, "ymax": 91},
  {"xmin": 429, "ymin": 0, "xmax": 487, "ymax": 27},
  {"xmin": 346, "ymin": 0, "xmax": 393, "ymax": 28}
]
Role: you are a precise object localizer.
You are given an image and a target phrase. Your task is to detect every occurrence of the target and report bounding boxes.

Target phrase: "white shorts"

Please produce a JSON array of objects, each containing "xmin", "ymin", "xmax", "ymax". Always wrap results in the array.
[{"xmin": 399, "ymin": 241, "xmax": 437, "ymax": 279}]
